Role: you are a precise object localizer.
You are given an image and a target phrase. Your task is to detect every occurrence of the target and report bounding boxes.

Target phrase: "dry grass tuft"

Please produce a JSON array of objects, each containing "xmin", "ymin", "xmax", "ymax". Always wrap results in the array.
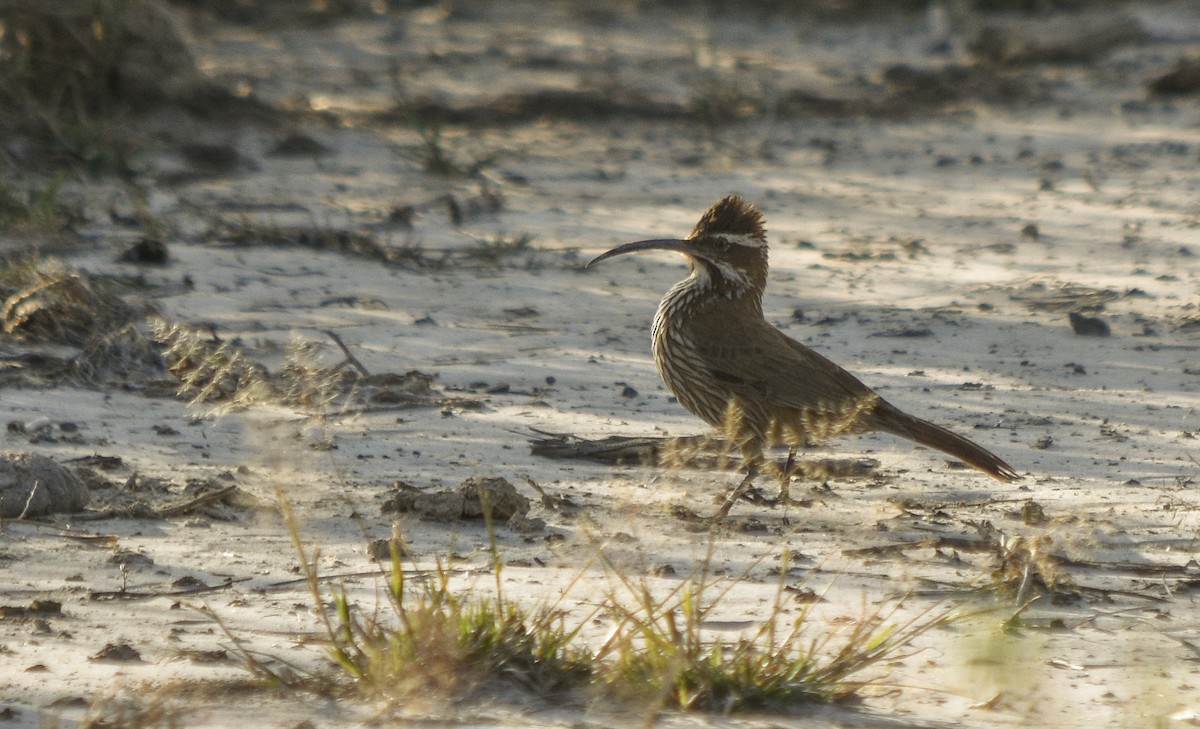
[
  {"xmin": 991, "ymin": 533, "xmax": 1072, "ymax": 604},
  {"xmin": 593, "ymin": 547, "xmax": 946, "ymax": 712},
  {"xmin": 153, "ymin": 322, "xmax": 372, "ymax": 414},
  {"xmin": 1, "ymin": 266, "xmax": 145, "ymax": 346},
  {"xmin": 152, "ymin": 319, "xmax": 279, "ymax": 411},
  {"xmin": 209, "ymin": 497, "xmax": 950, "ymax": 718}
]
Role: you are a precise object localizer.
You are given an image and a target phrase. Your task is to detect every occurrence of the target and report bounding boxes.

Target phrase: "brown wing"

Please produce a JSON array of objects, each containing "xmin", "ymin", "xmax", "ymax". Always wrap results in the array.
[
  {"xmin": 688, "ymin": 312, "xmax": 878, "ymax": 414},
  {"xmin": 686, "ymin": 311, "xmax": 1019, "ymax": 481}
]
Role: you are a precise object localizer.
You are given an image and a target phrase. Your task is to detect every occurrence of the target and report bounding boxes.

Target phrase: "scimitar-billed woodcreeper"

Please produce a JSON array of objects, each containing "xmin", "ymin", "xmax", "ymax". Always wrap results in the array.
[{"xmin": 589, "ymin": 195, "xmax": 1018, "ymax": 518}]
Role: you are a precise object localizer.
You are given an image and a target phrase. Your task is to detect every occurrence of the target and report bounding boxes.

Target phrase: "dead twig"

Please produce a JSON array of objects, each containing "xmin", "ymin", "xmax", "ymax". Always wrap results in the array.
[
  {"xmin": 322, "ymin": 329, "xmax": 370, "ymax": 377},
  {"xmin": 261, "ymin": 568, "xmax": 450, "ymax": 591},
  {"xmin": 521, "ymin": 474, "xmax": 577, "ymax": 511},
  {"xmin": 842, "ymin": 535, "xmax": 997, "ymax": 557},
  {"xmin": 155, "ymin": 484, "xmax": 241, "ymax": 518},
  {"xmin": 57, "ymin": 485, "xmax": 242, "ymax": 522},
  {"xmin": 89, "ymin": 577, "xmax": 250, "ymax": 601}
]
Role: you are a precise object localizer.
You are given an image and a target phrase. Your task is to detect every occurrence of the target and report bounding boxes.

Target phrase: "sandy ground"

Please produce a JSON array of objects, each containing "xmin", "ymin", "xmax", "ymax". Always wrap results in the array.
[{"xmin": 2, "ymin": 1, "xmax": 1200, "ymax": 727}]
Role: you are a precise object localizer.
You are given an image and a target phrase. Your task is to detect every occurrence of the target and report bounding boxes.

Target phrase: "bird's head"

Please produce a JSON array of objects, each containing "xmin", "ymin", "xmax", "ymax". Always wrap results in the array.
[{"xmin": 588, "ymin": 195, "xmax": 769, "ymax": 298}]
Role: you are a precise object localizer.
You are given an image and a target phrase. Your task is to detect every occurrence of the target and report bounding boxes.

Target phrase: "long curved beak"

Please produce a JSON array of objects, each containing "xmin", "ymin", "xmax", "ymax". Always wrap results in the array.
[{"xmin": 587, "ymin": 238, "xmax": 693, "ymax": 268}]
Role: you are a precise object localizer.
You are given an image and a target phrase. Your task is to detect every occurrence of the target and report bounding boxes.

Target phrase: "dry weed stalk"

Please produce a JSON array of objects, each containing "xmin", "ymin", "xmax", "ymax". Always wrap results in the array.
[
  {"xmin": 152, "ymin": 319, "xmax": 274, "ymax": 412},
  {"xmin": 152, "ymin": 320, "xmax": 354, "ymax": 416}
]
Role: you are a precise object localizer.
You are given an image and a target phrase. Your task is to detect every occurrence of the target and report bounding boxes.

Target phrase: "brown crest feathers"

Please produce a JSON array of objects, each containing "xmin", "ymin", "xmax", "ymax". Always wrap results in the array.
[{"xmin": 692, "ymin": 195, "xmax": 766, "ymax": 241}]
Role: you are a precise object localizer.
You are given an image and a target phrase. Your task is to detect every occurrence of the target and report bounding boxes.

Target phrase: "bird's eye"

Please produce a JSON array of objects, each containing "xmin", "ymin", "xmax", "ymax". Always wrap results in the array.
[{"xmin": 715, "ymin": 237, "xmax": 732, "ymax": 251}]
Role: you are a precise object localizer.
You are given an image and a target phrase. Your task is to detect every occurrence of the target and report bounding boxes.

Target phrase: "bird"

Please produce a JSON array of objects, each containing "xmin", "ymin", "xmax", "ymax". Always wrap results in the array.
[{"xmin": 588, "ymin": 194, "xmax": 1018, "ymax": 517}]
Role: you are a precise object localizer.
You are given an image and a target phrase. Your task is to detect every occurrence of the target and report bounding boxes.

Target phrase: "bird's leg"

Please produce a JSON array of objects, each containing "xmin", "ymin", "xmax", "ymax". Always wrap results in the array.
[
  {"xmin": 752, "ymin": 448, "xmax": 802, "ymax": 508},
  {"xmin": 778, "ymin": 448, "xmax": 796, "ymax": 503},
  {"xmin": 712, "ymin": 461, "xmax": 758, "ymax": 520}
]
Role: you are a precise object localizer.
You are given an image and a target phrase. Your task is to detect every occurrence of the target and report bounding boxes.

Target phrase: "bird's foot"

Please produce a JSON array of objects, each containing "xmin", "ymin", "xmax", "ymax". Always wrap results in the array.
[
  {"xmin": 711, "ymin": 473, "xmax": 755, "ymax": 520},
  {"xmin": 736, "ymin": 486, "xmax": 776, "ymax": 505},
  {"xmin": 711, "ymin": 492, "xmax": 740, "ymax": 521},
  {"xmin": 710, "ymin": 471, "xmax": 804, "ymax": 519},
  {"xmin": 744, "ymin": 490, "xmax": 808, "ymax": 509}
]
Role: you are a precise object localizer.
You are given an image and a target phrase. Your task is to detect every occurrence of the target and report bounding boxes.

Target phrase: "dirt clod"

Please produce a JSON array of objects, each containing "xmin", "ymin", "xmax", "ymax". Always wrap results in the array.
[
  {"xmin": 381, "ymin": 476, "xmax": 531, "ymax": 524},
  {"xmin": 1068, "ymin": 311, "xmax": 1111, "ymax": 336},
  {"xmin": 0, "ymin": 452, "xmax": 89, "ymax": 518},
  {"xmin": 91, "ymin": 643, "xmax": 143, "ymax": 663}
]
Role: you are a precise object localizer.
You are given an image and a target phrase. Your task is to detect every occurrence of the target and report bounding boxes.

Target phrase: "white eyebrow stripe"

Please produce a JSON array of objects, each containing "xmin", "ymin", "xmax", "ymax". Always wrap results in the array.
[{"xmin": 717, "ymin": 233, "xmax": 767, "ymax": 249}]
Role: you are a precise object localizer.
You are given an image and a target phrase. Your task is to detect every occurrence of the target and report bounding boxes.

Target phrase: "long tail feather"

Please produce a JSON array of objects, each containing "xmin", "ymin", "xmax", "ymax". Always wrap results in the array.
[{"xmin": 873, "ymin": 402, "xmax": 1018, "ymax": 481}]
